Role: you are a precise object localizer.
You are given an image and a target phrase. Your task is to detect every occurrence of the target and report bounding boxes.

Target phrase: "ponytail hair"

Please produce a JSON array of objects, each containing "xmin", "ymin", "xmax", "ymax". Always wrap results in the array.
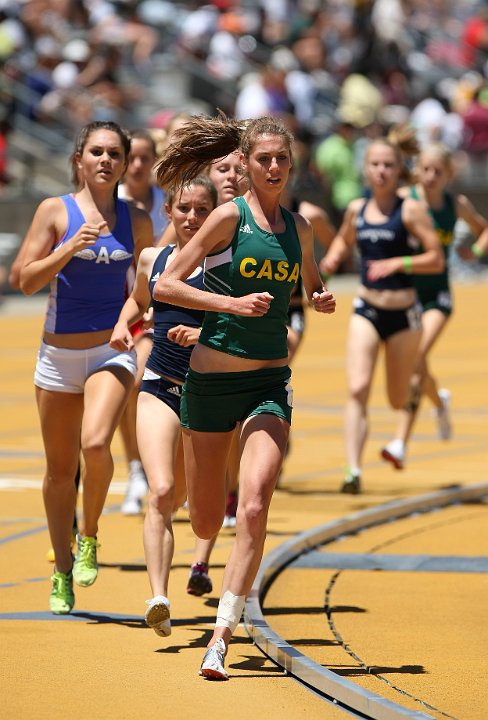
[
  {"xmin": 387, "ymin": 123, "xmax": 420, "ymax": 157},
  {"xmin": 386, "ymin": 123, "xmax": 420, "ymax": 183},
  {"xmin": 155, "ymin": 114, "xmax": 241, "ymax": 190},
  {"xmin": 155, "ymin": 113, "xmax": 294, "ymax": 190}
]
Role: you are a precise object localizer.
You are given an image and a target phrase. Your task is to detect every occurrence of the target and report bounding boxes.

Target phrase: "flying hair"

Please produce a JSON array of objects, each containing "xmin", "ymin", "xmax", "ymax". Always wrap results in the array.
[
  {"xmin": 155, "ymin": 113, "xmax": 241, "ymax": 190},
  {"xmin": 154, "ymin": 113, "xmax": 294, "ymax": 190}
]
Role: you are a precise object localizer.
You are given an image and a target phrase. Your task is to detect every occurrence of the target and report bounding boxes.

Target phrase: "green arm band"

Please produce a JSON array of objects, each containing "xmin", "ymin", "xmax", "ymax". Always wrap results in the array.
[{"xmin": 403, "ymin": 255, "xmax": 413, "ymax": 273}]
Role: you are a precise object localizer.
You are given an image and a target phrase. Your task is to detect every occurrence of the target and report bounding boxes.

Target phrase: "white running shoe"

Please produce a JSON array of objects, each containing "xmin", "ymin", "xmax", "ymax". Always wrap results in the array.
[
  {"xmin": 380, "ymin": 440, "xmax": 405, "ymax": 470},
  {"xmin": 145, "ymin": 595, "xmax": 171, "ymax": 637},
  {"xmin": 222, "ymin": 490, "xmax": 238, "ymax": 529},
  {"xmin": 436, "ymin": 389, "xmax": 452, "ymax": 440},
  {"xmin": 222, "ymin": 514, "xmax": 237, "ymax": 529},
  {"xmin": 121, "ymin": 463, "xmax": 147, "ymax": 515},
  {"xmin": 121, "ymin": 496, "xmax": 142, "ymax": 515},
  {"xmin": 199, "ymin": 638, "xmax": 228, "ymax": 680}
]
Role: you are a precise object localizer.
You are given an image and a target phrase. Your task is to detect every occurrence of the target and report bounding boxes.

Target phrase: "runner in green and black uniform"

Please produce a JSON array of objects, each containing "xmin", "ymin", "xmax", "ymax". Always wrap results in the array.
[
  {"xmin": 381, "ymin": 143, "xmax": 488, "ymax": 468},
  {"xmin": 152, "ymin": 115, "xmax": 336, "ymax": 680}
]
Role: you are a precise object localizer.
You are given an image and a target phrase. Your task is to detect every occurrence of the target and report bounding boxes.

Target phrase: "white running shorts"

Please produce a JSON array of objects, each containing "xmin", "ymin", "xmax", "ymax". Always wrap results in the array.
[{"xmin": 34, "ymin": 340, "xmax": 137, "ymax": 393}]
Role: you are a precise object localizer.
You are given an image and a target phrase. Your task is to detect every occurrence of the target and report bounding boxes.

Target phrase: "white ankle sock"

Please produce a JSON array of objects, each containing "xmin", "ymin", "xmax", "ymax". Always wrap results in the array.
[{"xmin": 388, "ymin": 439, "xmax": 405, "ymax": 456}]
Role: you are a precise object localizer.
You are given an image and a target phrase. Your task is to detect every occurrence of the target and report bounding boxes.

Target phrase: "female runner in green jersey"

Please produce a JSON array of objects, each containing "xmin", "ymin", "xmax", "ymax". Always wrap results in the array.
[{"xmin": 153, "ymin": 115, "xmax": 336, "ymax": 680}]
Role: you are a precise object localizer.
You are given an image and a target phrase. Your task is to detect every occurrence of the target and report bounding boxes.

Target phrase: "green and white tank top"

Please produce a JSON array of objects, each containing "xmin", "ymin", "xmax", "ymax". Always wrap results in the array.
[
  {"xmin": 200, "ymin": 196, "xmax": 302, "ymax": 360},
  {"xmin": 410, "ymin": 186, "xmax": 456, "ymax": 296}
]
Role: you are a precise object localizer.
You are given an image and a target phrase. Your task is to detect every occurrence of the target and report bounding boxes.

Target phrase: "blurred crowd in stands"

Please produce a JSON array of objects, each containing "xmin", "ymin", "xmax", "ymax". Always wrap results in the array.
[{"xmin": 3, "ymin": 0, "xmax": 488, "ymax": 195}]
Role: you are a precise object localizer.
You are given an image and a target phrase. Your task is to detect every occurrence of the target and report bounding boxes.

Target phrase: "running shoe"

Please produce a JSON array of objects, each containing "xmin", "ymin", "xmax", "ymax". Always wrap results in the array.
[
  {"xmin": 436, "ymin": 388, "xmax": 452, "ymax": 440},
  {"xmin": 187, "ymin": 562, "xmax": 213, "ymax": 596},
  {"xmin": 199, "ymin": 638, "xmax": 228, "ymax": 680},
  {"xmin": 72, "ymin": 535, "xmax": 99, "ymax": 587},
  {"xmin": 145, "ymin": 595, "xmax": 171, "ymax": 637},
  {"xmin": 380, "ymin": 440, "xmax": 405, "ymax": 470},
  {"xmin": 222, "ymin": 490, "xmax": 238, "ymax": 529},
  {"xmin": 121, "ymin": 496, "xmax": 142, "ymax": 515},
  {"xmin": 50, "ymin": 571, "xmax": 74, "ymax": 614},
  {"xmin": 340, "ymin": 470, "xmax": 361, "ymax": 495},
  {"xmin": 121, "ymin": 462, "xmax": 147, "ymax": 515}
]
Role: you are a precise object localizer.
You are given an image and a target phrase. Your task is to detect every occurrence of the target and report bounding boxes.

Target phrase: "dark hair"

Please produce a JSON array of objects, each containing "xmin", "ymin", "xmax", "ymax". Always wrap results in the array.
[
  {"xmin": 155, "ymin": 114, "xmax": 294, "ymax": 190},
  {"xmin": 70, "ymin": 121, "xmax": 131, "ymax": 187},
  {"xmin": 166, "ymin": 175, "xmax": 218, "ymax": 209}
]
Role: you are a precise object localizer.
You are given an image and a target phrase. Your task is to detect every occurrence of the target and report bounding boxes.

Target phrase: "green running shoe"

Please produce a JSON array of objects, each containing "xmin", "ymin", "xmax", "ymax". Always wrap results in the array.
[
  {"xmin": 50, "ymin": 571, "xmax": 74, "ymax": 614},
  {"xmin": 73, "ymin": 535, "xmax": 99, "ymax": 587},
  {"xmin": 340, "ymin": 470, "xmax": 361, "ymax": 495}
]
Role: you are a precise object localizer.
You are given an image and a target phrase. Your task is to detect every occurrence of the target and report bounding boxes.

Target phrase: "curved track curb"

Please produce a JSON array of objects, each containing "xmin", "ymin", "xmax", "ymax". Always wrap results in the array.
[{"xmin": 244, "ymin": 483, "xmax": 488, "ymax": 720}]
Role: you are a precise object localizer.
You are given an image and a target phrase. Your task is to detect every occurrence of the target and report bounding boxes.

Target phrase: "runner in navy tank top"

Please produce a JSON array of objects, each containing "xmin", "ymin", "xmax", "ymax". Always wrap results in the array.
[
  {"xmin": 110, "ymin": 175, "xmax": 217, "ymax": 638},
  {"xmin": 322, "ymin": 129, "xmax": 444, "ymax": 495},
  {"xmin": 18, "ymin": 121, "xmax": 153, "ymax": 615},
  {"xmin": 116, "ymin": 128, "xmax": 170, "ymax": 517}
]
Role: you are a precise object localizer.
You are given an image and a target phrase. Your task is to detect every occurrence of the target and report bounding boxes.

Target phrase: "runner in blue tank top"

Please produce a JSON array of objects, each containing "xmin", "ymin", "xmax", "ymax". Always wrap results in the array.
[
  {"xmin": 382, "ymin": 143, "xmax": 488, "ymax": 469},
  {"xmin": 322, "ymin": 127, "xmax": 444, "ymax": 495},
  {"xmin": 152, "ymin": 115, "xmax": 336, "ymax": 680},
  {"xmin": 18, "ymin": 121, "xmax": 153, "ymax": 615},
  {"xmin": 111, "ymin": 175, "xmax": 217, "ymax": 639}
]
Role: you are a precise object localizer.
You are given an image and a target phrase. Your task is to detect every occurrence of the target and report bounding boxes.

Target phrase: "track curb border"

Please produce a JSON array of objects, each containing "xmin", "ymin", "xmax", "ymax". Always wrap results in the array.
[{"xmin": 244, "ymin": 482, "xmax": 488, "ymax": 720}]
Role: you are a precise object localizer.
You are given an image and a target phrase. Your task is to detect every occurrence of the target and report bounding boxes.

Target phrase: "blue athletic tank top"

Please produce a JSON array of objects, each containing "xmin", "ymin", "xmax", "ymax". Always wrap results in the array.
[
  {"xmin": 118, "ymin": 184, "xmax": 168, "ymax": 244},
  {"xmin": 356, "ymin": 197, "xmax": 414, "ymax": 290},
  {"xmin": 148, "ymin": 186, "xmax": 168, "ymax": 242},
  {"xmin": 146, "ymin": 245, "xmax": 205, "ymax": 383},
  {"xmin": 45, "ymin": 194, "xmax": 135, "ymax": 334}
]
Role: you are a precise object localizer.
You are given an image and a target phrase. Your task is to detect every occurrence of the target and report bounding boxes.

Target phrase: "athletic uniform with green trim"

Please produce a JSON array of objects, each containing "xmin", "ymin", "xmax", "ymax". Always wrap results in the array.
[
  {"xmin": 411, "ymin": 186, "xmax": 456, "ymax": 316},
  {"xmin": 181, "ymin": 196, "xmax": 302, "ymax": 432},
  {"xmin": 201, "ymin": 195, "xmax": 302, "ymax": 360}
]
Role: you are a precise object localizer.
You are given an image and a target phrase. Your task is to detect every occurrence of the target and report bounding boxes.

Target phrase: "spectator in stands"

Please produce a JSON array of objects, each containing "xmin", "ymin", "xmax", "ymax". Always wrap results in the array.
[
  {"xmin": 410, "ymin": 92, "xmax": 448, "ymax": 148},
  {"xmin": 234, "ymin": 61, "xmax": 294, "ymax": 123},
  {"xmin": 0, "ymin": 112, "xmax": 10, "ymax": 190},
  {"xmin": 461, "ymin": 85, "xmax": 488, "ymax": 176},
  {"xmin": 463, "ymin": 85, "xmax": 488, "ymax": 157},
  {"xmin": 460, "ymin": 2, "xmax": 488, "ymax": 72},
  {"xmin": 22, "ymin": 35, "xmax": 61, "ymax": 122},
  {"xmin": 86, "ymin": 0, "xmax": 159, "ymax": 74},
  {"xmin": 314, "ymin": 110, "xmax": 363, "ymax": 231}
]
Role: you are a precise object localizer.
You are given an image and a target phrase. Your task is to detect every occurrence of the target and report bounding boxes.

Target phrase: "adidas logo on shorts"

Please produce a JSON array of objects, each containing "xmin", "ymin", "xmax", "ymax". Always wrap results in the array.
[{"xmin": 167, "ymin": 385, "xmax": 182, "ymax": 396}]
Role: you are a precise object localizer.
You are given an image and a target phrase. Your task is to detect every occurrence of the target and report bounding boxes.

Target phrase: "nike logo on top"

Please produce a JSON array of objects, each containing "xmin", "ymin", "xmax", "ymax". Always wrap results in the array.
[{"xmin": 240, "ymin": 224, "xmax": 252, "ymax": 234}]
